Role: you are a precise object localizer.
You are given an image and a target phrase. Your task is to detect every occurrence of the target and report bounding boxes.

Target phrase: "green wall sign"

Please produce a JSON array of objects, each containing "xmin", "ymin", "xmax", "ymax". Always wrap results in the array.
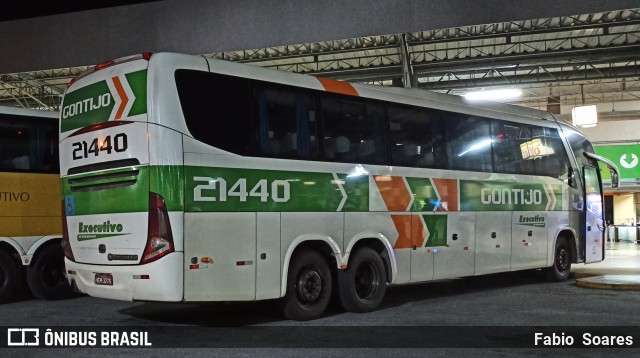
[{"xmin": 594, "ymin": 145, "xmax": 640, "ymax": 180}]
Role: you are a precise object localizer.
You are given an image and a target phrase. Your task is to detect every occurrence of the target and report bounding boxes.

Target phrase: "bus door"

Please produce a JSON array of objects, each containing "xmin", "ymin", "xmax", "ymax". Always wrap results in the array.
[{"xmin": 583, "ymin": 165, "xmax": 604, "ymax": 263}]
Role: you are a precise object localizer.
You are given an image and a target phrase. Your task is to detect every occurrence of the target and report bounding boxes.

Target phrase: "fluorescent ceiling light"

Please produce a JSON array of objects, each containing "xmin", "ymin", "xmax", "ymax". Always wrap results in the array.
[
  {"xmin": 572, "ymin": 105, "xmax": 598, "ymax": 128},
  {"xmin": 463, "ymin": 88, "xmax": 522, "ymax": 101}
]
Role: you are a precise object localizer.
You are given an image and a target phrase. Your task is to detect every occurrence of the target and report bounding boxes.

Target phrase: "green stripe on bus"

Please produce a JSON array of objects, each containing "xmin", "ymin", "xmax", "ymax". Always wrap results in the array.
[
  {"xmin": 406, "ymin": 177, "xmax": 438, "ymax": 212},
  {"xmin": 125, "ymin": 70, "xmax": 148, "ymax": 117},
  {"xmin": 62, "ymin": 165, "xmax": 566, "ymax": 215},
  {"xmin": 184, "ymin": 166, "xmax": 368, "ymax": 212},
  {"xmin": 62, "ymin": 166, "xmax": 149, "ymax": 215},
  {"xmin": 336, "ymin": 173, "xmax": 369, "ymax": 212},
  {"xmin": 423, "ymin": 214, "xmax": 447, "ymax": 247},
  {"xmin": 150, "ymin": 165, "xmax": 185, "ymax": 212},
  {"xmin": 459, "ymin": 181, "xmax": 562, "ymax": 211}
]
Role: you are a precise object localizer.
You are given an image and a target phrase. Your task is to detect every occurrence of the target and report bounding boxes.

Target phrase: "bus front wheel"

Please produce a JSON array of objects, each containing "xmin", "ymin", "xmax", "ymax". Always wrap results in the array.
[
  {"xmin": 0, "ymin": 250, "xmax": 20, "ymax": 301},
  {"xmin": 338, "ymin": 247, "xmax": 387, "ymax": 313},
  {"xmin": 545, "ymin": 236, "xmax": 572, "ymax": 282},
  {"xmin": 27, "ymin": 245, "xmax": 72, "ymax": 300},
  {"xmin": 282, "ymin": 249, "xmax": 332, "ymax": 320}
]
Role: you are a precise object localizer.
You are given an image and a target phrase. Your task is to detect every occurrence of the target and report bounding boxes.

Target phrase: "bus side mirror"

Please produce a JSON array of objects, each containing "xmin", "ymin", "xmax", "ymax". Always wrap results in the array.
[
  {"xmin": 582, "ymin": 152, "xmax": 619, "ymax": 190},
  {"xmin": 611, "ymin": 171, "xmax": 619, "ymax": 189}
]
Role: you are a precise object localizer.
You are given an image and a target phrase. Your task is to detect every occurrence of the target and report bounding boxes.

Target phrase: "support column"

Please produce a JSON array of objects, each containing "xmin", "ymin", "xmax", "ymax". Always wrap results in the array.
[{"xmin": 399, "ymin": 33, "xmax": 416, "ymax": 88}]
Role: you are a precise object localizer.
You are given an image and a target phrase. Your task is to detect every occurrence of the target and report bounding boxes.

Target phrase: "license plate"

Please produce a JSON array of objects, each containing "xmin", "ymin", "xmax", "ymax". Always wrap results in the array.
[{"xmin": 94, "ymin": 273, "xmax": 113, "ymax": 286}]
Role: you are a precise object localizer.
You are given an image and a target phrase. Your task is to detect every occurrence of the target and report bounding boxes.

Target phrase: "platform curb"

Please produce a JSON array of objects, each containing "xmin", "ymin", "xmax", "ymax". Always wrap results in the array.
[{"xmin": 575, "ymin": 275, "xmax": 640, "ymax": 291}]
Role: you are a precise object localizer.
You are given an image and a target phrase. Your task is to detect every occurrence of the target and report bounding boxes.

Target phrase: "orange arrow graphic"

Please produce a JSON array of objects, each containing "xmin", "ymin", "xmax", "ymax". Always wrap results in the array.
[
  {"xmin": 374, "ymin": 175, "xmax": 412, "ymax": 211},
  {"xmin": 112, "ymin": 76, "xmax": 129, "ymax": 120}
]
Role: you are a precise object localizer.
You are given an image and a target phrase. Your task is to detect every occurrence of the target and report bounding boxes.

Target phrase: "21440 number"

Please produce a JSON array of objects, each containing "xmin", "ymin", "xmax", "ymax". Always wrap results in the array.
[{"xmin": 72, "ymin": 133, "xmax": 128, "ymax": 160}]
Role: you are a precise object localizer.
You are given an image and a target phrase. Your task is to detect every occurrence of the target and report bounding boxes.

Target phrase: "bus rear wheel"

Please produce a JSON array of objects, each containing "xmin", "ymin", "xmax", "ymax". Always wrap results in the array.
[
  {"xmin": 338, "ymin": 247, "xmax": 387, "ymax": 313},
  {"xmin": 27, "ymin": 245, "xmax": 72, "ymax": 300},
  {"xmin": 545, "ymin": 236, "xmax": 572, "ymax": 282},
  {"xmin": 282, "ymin": 249, "xmax": 332, "ymax": 320},
  {"xmin": 0, "ymin": 250, "xmax": 20, "ymax": 301}
]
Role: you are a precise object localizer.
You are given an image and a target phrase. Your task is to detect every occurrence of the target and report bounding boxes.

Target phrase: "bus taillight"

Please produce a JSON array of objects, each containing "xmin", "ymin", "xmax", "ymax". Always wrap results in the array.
[
  {"xmin": 140, "ymin": 193, "xmax": 175, "ymax": 265},
  {"xmin": 94, "ymin": 60, "xmax": 115, "ymax": 71},
  {"xmin": 61, "ymin": 201, "xmax": 75, "ymax": 261}
]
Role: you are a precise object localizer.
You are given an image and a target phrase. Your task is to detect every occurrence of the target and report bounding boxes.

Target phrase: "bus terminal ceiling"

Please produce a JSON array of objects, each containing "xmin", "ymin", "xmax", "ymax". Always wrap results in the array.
[{"xmin": 1, "ymin": 0, "xmax": 639, "ymax": 73}]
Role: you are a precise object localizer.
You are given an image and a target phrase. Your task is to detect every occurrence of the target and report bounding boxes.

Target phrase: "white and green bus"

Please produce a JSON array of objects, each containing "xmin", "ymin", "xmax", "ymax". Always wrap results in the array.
[{"xmin": 59, "ymin": 52, "xmax": 618, "ymax": 320}]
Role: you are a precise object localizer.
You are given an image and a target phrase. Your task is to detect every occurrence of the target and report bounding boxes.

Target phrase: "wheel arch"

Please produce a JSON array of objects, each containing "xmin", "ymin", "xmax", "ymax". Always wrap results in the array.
[
  {"xmin": 25, "ymin": 235, "xmax": 62, "ymax": 263},
  {"xmin": 344, "ymin": 233, "xmax": 396, "ymax": 284},
  {"xmin": 280, "ymin": 234, "xmax": 342, "ymax": 297},
  {"xmin": 0, "ymin": 238, "xmax": 25, "ymax": 266},
  {"xmin": 553, "ymin": 227, "xmax": 579, "ymax": 263}
]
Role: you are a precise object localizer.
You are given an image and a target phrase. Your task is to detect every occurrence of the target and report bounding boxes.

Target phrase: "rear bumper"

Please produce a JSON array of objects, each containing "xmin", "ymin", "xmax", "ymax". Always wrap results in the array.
[{"xmin": 65, "ymin": 252, "xmax": 183, "ymax": 302}]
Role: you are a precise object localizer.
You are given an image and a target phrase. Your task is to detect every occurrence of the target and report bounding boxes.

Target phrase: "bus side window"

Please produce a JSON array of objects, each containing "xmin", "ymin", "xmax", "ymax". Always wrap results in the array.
[
  {"xmin": 0, "ymin": 122, "xmax": 28, "ymax": 171},
  {"xmin": 492, "ymin": 120, "xmax": 524, "ymax": 175},
  {"xmin": 388, "ymin": 105, "xmax": 446, "ymax": 169},
  {"xmin": 491, "ymin": 120, "xmax": 545, "ymax": 176},
  {"xmin": 255, "ymin": 86, "xmax": 318, "ymax": 160},
  {"xmin": 531, "ymin": 127, "xmax": 572, "ymax": 181},
  {"xmin": 0, "ymin": 116, "xmax": 57, "ymax": 174},
  {"xmin": 176, "ymin": 70, "xmax": 254, "ymax": 156},
  {"xmin": 446, "ymin": 115, "xmax": 493, "ymax": 172},
  {"xmin": 320, "ymin": 96, "xmax": 385, "ymax": 164}
]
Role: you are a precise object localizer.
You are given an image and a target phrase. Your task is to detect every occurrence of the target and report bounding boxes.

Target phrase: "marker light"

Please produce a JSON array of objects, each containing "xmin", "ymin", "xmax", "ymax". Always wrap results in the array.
[{"xmin": 94, "ymin": 60, "xmax": 115, "ymax": 71}]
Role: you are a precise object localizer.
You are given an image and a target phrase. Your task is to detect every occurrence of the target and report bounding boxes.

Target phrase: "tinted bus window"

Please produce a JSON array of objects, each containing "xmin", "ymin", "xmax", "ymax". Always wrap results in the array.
[
  {"xmin": 388, "ymin": 105, "xmax": 446, "ymax": 168},
  {"xmin": 0, "ymin": 114, "xmax": 58, "ymax": 174},
  {"xmin": 446, "ymin": 115, "xmax": 493, "ymax": 172},
  {"xmin": 529, "ymin": 127, "xmax": 572, "ymax": 180},
  {"xmin": 176, "ymin": 70, "xmax": 254, "ymax": 155},
  {"xmin": 254, "ymin": 85, "xmax": 318, "ymax": 160},
  {"xmin": 491, "ymin": 120, "xmax": 538, "ymax": 175},
  {"xmin": 320, "ymin": 96, "xmax": 385, "ymax": 164},
  {"xmin": 566, "ymin": 130, "xmax": 597, "ymax": 168}
]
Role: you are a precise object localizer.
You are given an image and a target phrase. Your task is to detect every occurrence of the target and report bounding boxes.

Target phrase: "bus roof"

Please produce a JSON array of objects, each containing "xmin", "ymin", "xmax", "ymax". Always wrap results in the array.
[
  {"xmin": 0, "ymin": 106, "xmax": 58, "ymax": 118},
  {"xmin": 201, "ymin": 54, "xmax": 565, "ymax": 128}
]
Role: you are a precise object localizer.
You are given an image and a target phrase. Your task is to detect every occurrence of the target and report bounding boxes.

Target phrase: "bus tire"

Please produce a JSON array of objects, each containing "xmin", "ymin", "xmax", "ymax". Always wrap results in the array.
[
  {"xmin": 338, "ymin": 247, "xmax": 386, "ymax": 313},
  {"xmin": 0, "ymin": 250, "xmax": 20, "ymax": 301},
  {"xmin": 545, "ymin": 236, "xmax": 572, "ymax": 282},
  {"xmin": 27, "ymin": 245, "xmax": 72, "ymax": 300},
  {"xmin": 282, "ymin": 249, "xmax": 332, "ymax": 321}
]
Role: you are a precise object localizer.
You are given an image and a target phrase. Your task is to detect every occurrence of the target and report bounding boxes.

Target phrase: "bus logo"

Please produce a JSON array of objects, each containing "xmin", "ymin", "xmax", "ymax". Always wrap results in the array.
[
  {"xmin": 60, "ymin": 69, "xmax": 147, "ymax": 133},
  {"xmin": 77, "ymin": 221, "xmax": 129, "ymax": 241},
  {"xmin": 517, "ymin": 214, "xmax": 546, "ymax": 228},
  {"xmin": 61, "ymin": 93, "xmax": 111, "ymax": 119}
]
